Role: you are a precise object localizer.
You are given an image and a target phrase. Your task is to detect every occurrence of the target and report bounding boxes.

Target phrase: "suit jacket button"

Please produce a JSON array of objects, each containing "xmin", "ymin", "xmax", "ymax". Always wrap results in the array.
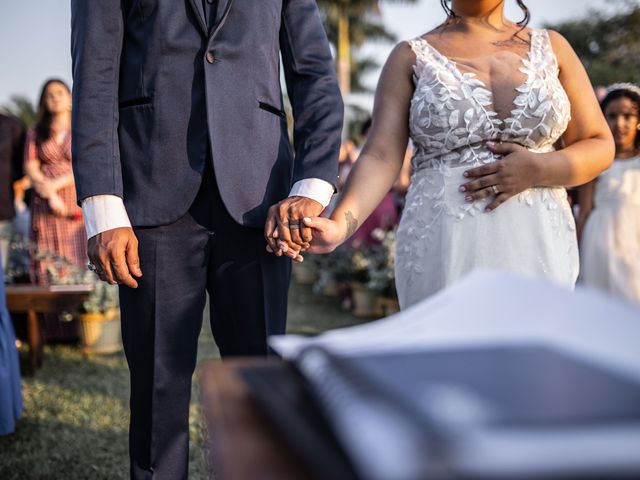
[{"xmin": 206, "ymin": 52, "xmax": 215, "ymax": 64}]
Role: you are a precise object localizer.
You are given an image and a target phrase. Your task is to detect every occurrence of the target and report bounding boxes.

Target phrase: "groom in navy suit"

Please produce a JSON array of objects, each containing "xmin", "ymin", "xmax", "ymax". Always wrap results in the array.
[{"xmin": 71, "ymin": 1, "xmax": 343, "ymax": 478}]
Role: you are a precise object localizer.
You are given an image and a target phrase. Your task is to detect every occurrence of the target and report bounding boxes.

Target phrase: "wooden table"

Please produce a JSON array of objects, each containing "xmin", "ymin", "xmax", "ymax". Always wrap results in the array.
[
  {"xmin": 199, "ymin": 358, "xmax": 313, "ymax": 480},
  {"xmin": 5, "ymin": 284, "xmax": 93, "ymax": 374}
]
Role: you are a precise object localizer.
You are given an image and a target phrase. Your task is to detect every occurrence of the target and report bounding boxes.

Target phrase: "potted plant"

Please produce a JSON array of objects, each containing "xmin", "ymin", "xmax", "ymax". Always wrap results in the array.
[
  {"xmin": 311, "ymin": 249, "xmax": 349, "ymax": 297},
  {"xmin": 32, "ymin": 245, "xmax": 121, "ymax": 354},
  {"xmin": 367, "ymin": 228, "xmax": 400, "ymax": 316},
  {"xmin": 345, "ymin": 244, "xmax": 383, "ymax": 317},
  {"xmin": 292, "ymin": 254, "xmax": 319, "ymax": 285},
  {"xmin": 78, "ymin": 280, "xmax": 122, "ymax": 354}
]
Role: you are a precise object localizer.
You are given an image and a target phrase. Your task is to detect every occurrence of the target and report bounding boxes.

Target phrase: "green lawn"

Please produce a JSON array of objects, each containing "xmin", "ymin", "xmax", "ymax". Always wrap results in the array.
[{"xmin": 0, "ymin": 282, "xmax": 367, "ymax": 480}]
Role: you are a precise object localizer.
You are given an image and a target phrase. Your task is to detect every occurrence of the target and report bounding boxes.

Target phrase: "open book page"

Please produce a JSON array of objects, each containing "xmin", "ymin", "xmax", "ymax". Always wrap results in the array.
[{"xmin": 271, "ymin": 270, "xmax": 640, "ymax": 381}]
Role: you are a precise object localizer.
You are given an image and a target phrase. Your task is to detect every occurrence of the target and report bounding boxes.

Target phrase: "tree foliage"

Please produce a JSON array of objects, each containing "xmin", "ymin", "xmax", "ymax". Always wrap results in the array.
[
  {"xmin": 545, "ymin": 1, "xmax": 640, "ymax": 86},
  {"xmin": 317, "ymin": 0, "xmax": 417, "ymax": 92},
  {"xmin": 0, "ymin": 95, "xmax": 37, "ymax": 128}
]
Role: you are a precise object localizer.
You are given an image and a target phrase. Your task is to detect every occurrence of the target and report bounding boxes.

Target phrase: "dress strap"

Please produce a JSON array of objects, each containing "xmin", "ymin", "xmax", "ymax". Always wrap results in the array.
[
  {"xmin": 532, "ymin": 29, "xmax": 560, "ymax": 76},
  {"xmin": 407, "ymin": 38, "xmax": 430, "ymax": 81},
  {"xmin": 407, "ymin": 37, "xmax": 452, "ymax": 83}
]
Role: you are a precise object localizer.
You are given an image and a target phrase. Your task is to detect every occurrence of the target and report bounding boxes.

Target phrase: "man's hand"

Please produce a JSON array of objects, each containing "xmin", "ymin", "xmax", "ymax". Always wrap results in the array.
[
  {"xmin": 88, "ymin": 227, "xmax": 142, "ymax": 288},
  {"xmin": 264, "ymin": 196, "xmax": 324, "ymax": 261}
]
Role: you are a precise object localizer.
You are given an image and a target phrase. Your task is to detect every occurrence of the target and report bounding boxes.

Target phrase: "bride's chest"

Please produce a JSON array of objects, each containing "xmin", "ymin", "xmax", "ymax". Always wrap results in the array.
[{"xmin": 409, "ymin": 53, "xmax": 570, "ymax": 147}]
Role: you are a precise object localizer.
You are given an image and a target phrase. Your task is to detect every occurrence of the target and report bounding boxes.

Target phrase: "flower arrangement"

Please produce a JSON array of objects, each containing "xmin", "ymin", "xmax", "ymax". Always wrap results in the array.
[
  {"xmin": 81, "ymin": 280, "xmax": 119, "ymax": 314},
  {"xmin": 365, "ymin": 228, "xmax": 397, "ymax": 298},
  {"xmin": 5, "ymin": 236, "xmax": 118, "ymax": 314},
  {"xmin": 313, "ymin": 228, "xmax": 398, "ymax": 298}
]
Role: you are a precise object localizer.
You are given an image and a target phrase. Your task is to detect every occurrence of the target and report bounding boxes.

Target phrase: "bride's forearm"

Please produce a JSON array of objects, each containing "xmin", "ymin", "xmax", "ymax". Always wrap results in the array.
[
  {"xmin": 329, "ymin": 151, "xmax": 402, "ymax": 242},
  {"xmin": 535, "ymin": 136, "xmax": 614, "ymax": 188}
]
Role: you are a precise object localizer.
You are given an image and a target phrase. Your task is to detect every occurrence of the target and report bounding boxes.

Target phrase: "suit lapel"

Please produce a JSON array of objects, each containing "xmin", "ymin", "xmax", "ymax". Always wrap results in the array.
[
  {"xmin": 209, "ymin": 0, "xmax": 235, "ymax": 40},
  {"xmin": 188, "ymin": 0, "xmax": 208, "ymax": 36}
]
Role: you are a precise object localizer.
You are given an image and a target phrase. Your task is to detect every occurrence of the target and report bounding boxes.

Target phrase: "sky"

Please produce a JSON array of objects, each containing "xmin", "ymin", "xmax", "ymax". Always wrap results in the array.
[{"xmin": 0, "ymin": 0, "xmax": 625, "ymax": 108}]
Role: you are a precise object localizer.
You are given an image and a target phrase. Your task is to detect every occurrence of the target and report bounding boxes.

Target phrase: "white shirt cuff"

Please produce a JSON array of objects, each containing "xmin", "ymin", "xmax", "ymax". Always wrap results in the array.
[
  {"xmin": 289, "ymin": 178, "xmax": 334, "ymax": 208},
  {"xmin": 82, "ymin": 195, "xmax": 132, "ymax": 239}
]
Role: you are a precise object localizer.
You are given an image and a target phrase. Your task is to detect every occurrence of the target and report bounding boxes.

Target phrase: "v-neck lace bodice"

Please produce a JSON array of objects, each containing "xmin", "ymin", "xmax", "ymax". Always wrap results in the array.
[{"xmin": 407, "ymin": 29, "xmax": 571, "ymax": 172}]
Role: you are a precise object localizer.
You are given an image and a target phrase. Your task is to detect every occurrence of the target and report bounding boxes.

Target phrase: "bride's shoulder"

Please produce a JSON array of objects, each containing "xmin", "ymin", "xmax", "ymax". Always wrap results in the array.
[{"xmin": 386, "ymin": 40, "xmax": 421, "ymax": 72}]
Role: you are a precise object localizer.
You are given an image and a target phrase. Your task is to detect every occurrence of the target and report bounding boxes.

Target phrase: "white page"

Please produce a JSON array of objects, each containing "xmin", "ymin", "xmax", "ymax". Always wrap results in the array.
[{"xmin": 272, "ymin": 269, "xmax": 640, "ymax": 380}]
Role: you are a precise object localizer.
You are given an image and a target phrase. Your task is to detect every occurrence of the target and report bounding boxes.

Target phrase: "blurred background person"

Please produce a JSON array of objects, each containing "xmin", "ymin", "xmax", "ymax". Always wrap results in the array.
[
  {"xmin": 392, "ymin": 139, "xmax": 414, "ymax": 210},
  {"xmin": 24, "ymin": 79, "xmax": 86, "ymax": 340},
  {"xmin": 0, "ymin": 249, "xmax": 22, "ymax": 436},
  {"xmin": 0, "ymin": 113, "xmax": 26, "ymax": 276},
  {"xmin": 0, "ymin": 249, "xmax": 22, "ymax": 435},
  {"xmin": 578, "ymin": 83, "xmax": 640, "ymax": 305},
  {"xmin": 338, "ymin": 138, "xmax": 358, "ymax": 191},
  {"xmin": 347, "ymin": 118, "xmax": 399, "ymax": 246}
]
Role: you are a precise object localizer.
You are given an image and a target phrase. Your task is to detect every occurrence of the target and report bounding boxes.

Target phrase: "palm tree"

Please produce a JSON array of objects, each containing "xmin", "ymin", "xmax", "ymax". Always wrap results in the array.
[
  {"xmin": 318, "ymin": 0, "xmax": 417, "ymax": 94},
  {"xmin": 1, "ymin": 95, "xmax": 37, "ymax": 128}
]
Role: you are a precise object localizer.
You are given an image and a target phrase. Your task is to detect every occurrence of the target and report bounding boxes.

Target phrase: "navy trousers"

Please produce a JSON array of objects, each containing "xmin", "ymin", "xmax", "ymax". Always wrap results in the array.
[{"xmin": 119, "ymin": 163, "xmax": 291, "ymax": 479}]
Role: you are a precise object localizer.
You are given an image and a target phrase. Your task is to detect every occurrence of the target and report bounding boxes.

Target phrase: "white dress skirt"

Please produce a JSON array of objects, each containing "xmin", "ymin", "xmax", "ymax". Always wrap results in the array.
[{"xmin": 580, "ymin": 156, "xmax": 640, "ymax": 306}]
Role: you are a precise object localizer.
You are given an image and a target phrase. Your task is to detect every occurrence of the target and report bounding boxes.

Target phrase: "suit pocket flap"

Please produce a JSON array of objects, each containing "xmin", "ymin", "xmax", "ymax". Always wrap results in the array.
[
  {"xmin": 258, "ymin": 101, "xmax": 286, "ymax": 118},
  {"xmin": 119, "ymin": 97, "xmax": 152, "ymax": 109}
]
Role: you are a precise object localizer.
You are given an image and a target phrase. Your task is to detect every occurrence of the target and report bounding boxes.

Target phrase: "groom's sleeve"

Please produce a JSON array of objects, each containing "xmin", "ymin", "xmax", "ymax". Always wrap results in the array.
[
  {"xmin": 70, "ymin": 0, "xmax": 124, "ymax": 204},
  {"xmin": 280, "ymin": 0, "xmax": 344, "ymax": 192}
]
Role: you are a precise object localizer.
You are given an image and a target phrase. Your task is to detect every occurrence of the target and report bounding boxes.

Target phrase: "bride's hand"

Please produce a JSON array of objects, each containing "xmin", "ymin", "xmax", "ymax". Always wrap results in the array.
[
  {"xmin": 300, "ymin": 216, "xmax": 348, "ymax": 254},
  {"xmin": 460, "ymin": 141, "xmax": 539, "ymax": 212}
]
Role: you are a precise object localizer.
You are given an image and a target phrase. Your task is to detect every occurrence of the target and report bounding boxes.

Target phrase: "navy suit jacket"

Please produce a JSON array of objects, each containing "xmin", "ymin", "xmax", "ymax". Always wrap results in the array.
[{"xmin": 71, "ymin": 0, "xmax": 343, "ymax": 227}]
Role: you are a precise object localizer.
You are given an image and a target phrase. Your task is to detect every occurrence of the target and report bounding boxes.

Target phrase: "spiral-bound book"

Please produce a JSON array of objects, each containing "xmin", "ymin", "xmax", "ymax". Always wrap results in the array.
[
  {"xmin": 253, "ymin": 271, "xmax": 640, "ymax": 479},
  {"xmin": 245, "ymin": 343, "xmax": 640, "ymax": 480}
]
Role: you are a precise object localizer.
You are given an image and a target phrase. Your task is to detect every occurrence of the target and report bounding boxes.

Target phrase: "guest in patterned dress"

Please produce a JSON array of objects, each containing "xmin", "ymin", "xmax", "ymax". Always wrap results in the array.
[
  {"xmin": 348, "ymin": 118, "xmax": 399, "ymax": 247},
  {"xmin": 24, "ymin": 79, "xmax": 87, "ymax": 340}
]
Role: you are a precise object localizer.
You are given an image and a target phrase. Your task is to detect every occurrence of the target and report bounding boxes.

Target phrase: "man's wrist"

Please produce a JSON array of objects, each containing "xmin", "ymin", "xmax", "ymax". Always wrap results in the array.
[{"xmin": 289, "ymin": 178, "xmax": 334, "ymax": 208}]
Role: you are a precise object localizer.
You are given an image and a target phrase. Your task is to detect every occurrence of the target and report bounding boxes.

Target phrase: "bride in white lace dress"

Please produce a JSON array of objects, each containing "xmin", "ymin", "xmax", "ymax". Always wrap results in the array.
[{"xmin": 301, "ymin": 0, "xmax": 614, "ymax": 308}]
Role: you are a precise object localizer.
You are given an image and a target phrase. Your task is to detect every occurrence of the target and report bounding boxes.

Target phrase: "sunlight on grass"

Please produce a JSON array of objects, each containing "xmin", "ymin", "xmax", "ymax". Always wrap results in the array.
[{"xmin": 0, "ymin": 283, "xmax": 368, "ymax": 479}]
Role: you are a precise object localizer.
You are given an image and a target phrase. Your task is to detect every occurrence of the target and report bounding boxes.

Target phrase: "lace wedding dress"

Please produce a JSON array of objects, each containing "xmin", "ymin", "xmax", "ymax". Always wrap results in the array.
[
  {"xmin": 395, "ymin": 29, "xmax": 579, "ymax": 308},
  {"xmin": 580, "ymin": 156, "xmax": 640, "ymax": 305}
]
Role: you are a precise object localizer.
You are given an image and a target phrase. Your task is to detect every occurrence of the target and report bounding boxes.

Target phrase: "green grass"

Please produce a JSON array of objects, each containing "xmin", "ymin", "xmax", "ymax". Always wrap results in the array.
[{"xmin": 0, "ymin": 282, "xmax": 366, "ymax": 479}]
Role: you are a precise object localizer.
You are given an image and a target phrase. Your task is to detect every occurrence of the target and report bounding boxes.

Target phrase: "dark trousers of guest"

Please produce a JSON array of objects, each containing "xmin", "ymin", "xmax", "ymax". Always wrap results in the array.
[{"xmin": 119, "ymin": 162, "xmax": 291, "ymax": 480}]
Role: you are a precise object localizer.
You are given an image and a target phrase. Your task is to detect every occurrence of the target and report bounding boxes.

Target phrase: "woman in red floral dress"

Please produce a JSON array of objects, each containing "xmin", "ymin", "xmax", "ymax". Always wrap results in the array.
[{"xmin": 24, "ymin": 79, "xmax": 87, "ymax": 340}]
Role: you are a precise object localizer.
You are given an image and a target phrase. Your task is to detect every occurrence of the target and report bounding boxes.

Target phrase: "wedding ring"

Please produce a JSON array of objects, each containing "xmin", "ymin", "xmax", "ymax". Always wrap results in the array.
[
  {"xmin": 491, "ymin": 185, "xmax": 500, "ymax": 195},
  {"xmin": 288, "ymin": 221, "xmax": 301, "ymax": 229}
]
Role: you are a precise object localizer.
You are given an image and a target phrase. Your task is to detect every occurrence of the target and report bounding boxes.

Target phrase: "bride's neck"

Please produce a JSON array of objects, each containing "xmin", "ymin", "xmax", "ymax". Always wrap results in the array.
[{"xmin": 449, "ymin": 0, "xmax": 508, "ymax": 31}]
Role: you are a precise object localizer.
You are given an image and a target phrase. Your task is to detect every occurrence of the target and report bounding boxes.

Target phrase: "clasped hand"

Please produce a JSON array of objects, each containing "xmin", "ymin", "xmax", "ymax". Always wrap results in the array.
[{"xmin": 264, "ymin": 196, "xmax": 324, "ymax": 262}]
